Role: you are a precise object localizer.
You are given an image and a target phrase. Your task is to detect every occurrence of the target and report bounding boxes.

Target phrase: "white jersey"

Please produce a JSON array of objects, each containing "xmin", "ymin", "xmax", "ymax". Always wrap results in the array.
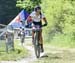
[{"xmin": 30, "ymin": 11, "xmax": 45, "ymax": 22}]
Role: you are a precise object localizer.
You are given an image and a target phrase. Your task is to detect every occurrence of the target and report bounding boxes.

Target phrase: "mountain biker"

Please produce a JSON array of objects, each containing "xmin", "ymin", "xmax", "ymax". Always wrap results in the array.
[{"xmin": 26, "ymin": 5, "xmax": 48, "ymax": 53}]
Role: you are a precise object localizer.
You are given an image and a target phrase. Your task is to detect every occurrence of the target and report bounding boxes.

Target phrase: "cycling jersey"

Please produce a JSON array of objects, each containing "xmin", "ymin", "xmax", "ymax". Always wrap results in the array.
[{"xmin": 30, "ymin": 11, "xmax": 45, "ymax": 22}]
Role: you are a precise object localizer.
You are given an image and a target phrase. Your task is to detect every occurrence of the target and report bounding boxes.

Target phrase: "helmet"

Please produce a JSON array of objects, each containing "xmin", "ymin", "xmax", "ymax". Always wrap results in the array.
[{"xmin": 34, "ymin": 5, "xmax": 41, "ymax": 12}]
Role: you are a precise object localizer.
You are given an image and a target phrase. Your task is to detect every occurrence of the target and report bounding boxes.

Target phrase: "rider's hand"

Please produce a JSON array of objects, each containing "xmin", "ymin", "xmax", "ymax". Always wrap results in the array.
[
  {"xmin": 42, "ymin": 23, "xmax": 47, "ymax": 27},
  {"xmin": 44, "ymin": 23, "xmax": 47, "ymax": 26}
]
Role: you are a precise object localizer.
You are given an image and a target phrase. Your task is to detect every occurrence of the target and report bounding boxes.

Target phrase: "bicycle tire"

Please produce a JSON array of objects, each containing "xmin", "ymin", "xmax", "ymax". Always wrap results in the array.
[{"xmin": 33, "ymin": 32, "xmax": 40, "ymax": 58}]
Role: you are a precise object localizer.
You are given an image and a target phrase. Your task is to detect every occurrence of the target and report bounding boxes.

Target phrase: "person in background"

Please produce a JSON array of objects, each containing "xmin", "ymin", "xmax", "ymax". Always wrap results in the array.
[{"xmin": 19, "ymin": 27, "xmax": 25, "ymax": 46}]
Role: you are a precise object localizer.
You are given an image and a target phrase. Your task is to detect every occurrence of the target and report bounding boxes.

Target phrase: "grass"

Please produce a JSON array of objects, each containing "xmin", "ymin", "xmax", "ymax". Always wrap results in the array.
[
  {"xmin": 43, "ymin": 33, "xmax": 75, "ymax": 48},
  {"xmin": 33, "ymin": 33, "xmax": 75, "ymax": 63},
  {"xmin": 0, "ymin": 40, "xmax": 6, "ymax": 51},
  {"xmin": 0, "ymin": 39, "xmax": 28, "ymax": 61},
  {"xmin": 33, "ymin": 43, "xmax": 75, "ymax": 63}
]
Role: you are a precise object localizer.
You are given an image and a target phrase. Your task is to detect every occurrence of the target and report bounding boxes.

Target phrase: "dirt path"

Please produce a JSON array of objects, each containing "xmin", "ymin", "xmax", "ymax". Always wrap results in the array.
[
  {"xmin": 35, "ymin": 45, "xmax": 75, "ymax": 63},
  {"xmin": 0, "ymin": 38, "xmax": 75, "ymax": 63}
]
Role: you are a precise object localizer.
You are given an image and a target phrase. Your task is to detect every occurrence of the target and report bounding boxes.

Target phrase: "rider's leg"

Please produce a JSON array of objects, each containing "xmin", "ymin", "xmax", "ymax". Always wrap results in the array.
[{"xmin": 39, "ymin": 30, "xmax": 44, "ymax": 52}]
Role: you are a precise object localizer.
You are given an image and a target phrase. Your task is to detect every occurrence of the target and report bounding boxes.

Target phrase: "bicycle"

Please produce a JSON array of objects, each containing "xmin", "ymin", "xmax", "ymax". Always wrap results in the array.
[{"xmin": 33, "ymin": 25, "xmax": 45, "ymax": 58}]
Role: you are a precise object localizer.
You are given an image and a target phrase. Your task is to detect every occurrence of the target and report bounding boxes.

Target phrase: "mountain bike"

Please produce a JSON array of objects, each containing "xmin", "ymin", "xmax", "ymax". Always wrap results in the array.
[{"xmin": 33, "ymin": 25, "xmax": 43, "ymax": 58}]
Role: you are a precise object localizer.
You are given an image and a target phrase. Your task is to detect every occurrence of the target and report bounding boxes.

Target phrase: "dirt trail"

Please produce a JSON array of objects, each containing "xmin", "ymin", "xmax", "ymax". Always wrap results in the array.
[{"xmin": 1, "ymin": 38, "xmax": 75, "ymax": 63}]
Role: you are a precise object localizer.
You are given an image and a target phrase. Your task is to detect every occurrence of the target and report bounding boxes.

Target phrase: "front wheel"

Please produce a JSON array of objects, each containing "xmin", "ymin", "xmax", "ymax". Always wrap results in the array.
[{"xmin": 33, "ymin": 32, "xmax": 40, "ymax": 58}]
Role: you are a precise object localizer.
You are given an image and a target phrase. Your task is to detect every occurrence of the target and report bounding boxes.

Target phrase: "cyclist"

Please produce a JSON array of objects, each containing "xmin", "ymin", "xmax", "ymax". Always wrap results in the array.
[
  {"xmin": 27, "ymin": 5, "xmax": 48, "ymax": 53},
  {"xmin": 20, "ymin": 27, "xmax": 25, "ymax": 46}
]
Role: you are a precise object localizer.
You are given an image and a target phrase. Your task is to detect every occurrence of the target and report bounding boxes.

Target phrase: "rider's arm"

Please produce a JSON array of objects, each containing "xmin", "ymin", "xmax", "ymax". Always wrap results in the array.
[
  {"xmin": 41, "ymin": 13, "xmax": 48, "ymax": 26},
  {"xmin": 43, "ymin": 17, "xmax": 48, "ymax": 26},
  {"xmin": 26, "ymin": 12, "xmax": 34, "ymax": 23},
  {"xmin": 27, "ymin": 16, "xmax": 32, "ymax": 22}
]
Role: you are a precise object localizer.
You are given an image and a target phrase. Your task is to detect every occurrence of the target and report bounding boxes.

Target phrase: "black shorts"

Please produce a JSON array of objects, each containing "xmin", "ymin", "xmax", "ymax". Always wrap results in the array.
[{"xmin": 33, "ymin": 21, "xmax": 42, "ymax": 27}]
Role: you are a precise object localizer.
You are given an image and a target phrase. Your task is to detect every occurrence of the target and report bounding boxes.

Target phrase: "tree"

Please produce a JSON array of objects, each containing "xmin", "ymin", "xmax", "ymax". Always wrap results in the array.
[
  {"xmin": 41, "ymin": 0, "xmax": 75, "ymax": 46},
  {"xmin": 16, "ymin": 0, "xmax": 42, "ymax": 13}
]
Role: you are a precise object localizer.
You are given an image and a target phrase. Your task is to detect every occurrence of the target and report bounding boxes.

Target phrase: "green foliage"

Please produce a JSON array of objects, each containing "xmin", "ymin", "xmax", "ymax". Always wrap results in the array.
[
  {"xmin": 16, "ymin": 0, "xmax": 41, "ymax": 13},
  {"xmin": 41, "ymin": 0, "xmax": 75, "ymax": 47}
]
